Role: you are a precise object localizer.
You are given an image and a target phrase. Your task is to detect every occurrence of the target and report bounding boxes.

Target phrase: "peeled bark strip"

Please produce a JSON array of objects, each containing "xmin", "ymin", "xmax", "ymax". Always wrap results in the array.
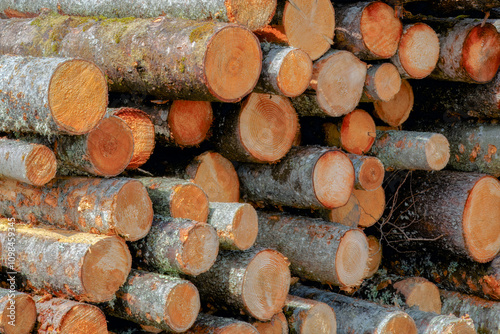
[
  {"xmin": 322, "ymin": 194, "xmax": 361, "ymax": 228},
  {"xmin": 393, "ymin": 278, "xmax": 441, "ymax": 313},
  {"xmin": 0, "ymin": 14, "xmax": 262, "ymax": 102},
  {"xmin": 237, "ymin": 146, "xmax": 355, "ymax": 209},
  {"xmin": 207, "ymin": 202, "xmax": 258, "ymax": 251},
  {"xmin": 365, "ymin": 235, "xmax": 382, "ymax": 278},
  {"xmin": 101, "ymin": 269, "xmax": 200, "ymax": 332},
  {"xmin": 347, "ymin": 154, "xmax": 384, "ymax": 191},
  {"xmin": 290, "ymin": 284, "xmax": 417, "ymax": 334},
  {"xmin": 0, "ymin": 220, "xmax": 132, "ymax": 303},
  {"xmin": 405, "ymin": 309, "xmax": 475, "ymax": 334},
  {"xmin": 190, "ymin": 248, "xmax": 291, "ymax": 321},
  {"xmin": 212, "ymin": 93, "xmax": 298, "ymax": 163},
  {"xmin": 361, "ymin": 63, "xmax": 402, "ymax": 102},
  {"xmin": 369, "ymin": 130, "xmax": 450, "ymax": 171},
  {"xmin": 251, "ymin": 312, "xmax": 289, "ymax": 334},
  {"xmin": 334, "ymin": 2, "xmax": 403, "ymax": 60},
  {"xmin": 0, "ymin": 54, "xmax": 107, "ymax": 135},
  {"xmin": 0, "ymin": 177, "xmax": 153, "ymax": 241},
  {"xmin": 138, "ymin": 177, "xmax": 209, "ymax": 223},
  {"xmin": 256, "ymin": 212, "xmax": 369, "ymax": 287},
  {"xmin": 353, "ymin": 186, "xmax": 386, "ymax": 228},
  {"xmin": 373, "ymin": 79, "xmax": 414, "ymax": 127},
  {"xmin": 284, "ymin": 295, "xmax": 337, "ymax": 334},
  {"xmin": 0, "ymin": 138, "xmax": 56, "ymax": 186},
  {"xmin": 185, "ymin": 314, "xmax": 259, "ymax": 334},
  {"xmin": 0, "ymin": 289, "xmax": 36, "ymax": 334}
]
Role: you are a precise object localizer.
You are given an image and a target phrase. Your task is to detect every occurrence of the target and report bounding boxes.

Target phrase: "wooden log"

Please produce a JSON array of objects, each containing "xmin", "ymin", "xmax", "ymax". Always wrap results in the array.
[
  {"xmin": 321, "ymin": 193, "xmax": 361, "ymax": 228},
  {"xmin": 290, "ymin": 284, "xmax": 418, "ymax": 334},
  {"xmin": 237, "ymin": 146, "xmax": 355, "ymax": 209},
  {"xmin": 365, "ymin": 235, "xmax": 383, "ymax": 278},
  {"xmin": 251, "ymin": 312, "xmax": 288, "ymax": 334},
  {"xmin": 256, "ymin": 212, "xmax": 369, "ymax": 287},
  {"xmin": 0, "ymin": 289, "xmax": 36, "ymax": 334},
  {"xmin": 283, "ymin": 295, "xmax": 337, "ymax": 334},
  {"xmin": 373, "ymin": 79, "xmax": 414, "ymax": 127},
  {"xmin": 212, "ymin": 93, "xmax": 298, "ymax": 163},
  {"xmin": 353, "ymin": 186, "xmax": 386, "ymax": 228},
  {"xmin": 347, "ymin": 155, "xmax": 385, "ymax": 191},
  {"xmin": 334, "ymin": 2, "xmax": 403, "ymax": 60},
  {"xmin": 360, "ymin": 63, "xmax": 402, "ymax": 102},
  {"xmin": 405, "ymin": 308, "xmax": 475, "ymax": 334},
  {"xmin": 130, "ymin": 216, "xmax": 219, "ymax": 276},
  {"xmin": 369, "ymin": 130, "xmax": 450, "ymax": 171},
  {"xmin": 0, "ymin": 220, "xmax": 132, "ymax": 302},
  {"xmin": 185, "ymin": 314, "xmax": 259, "ymax": 334},
  {"xmin": 0, "ymin": 138, "xmax": 56, "ymax": 186},
  {"xmin": 380, "ymin": 0, "xmax": 500, "ymax": 12},
  {"xmin": 0, "ymin": 54, "xmax": 107, "ymax": 135},
  {"xmin": 190, "ymin": 248, "xmax": 290, "ymax": 321},
  {"xmin": 394, "ymin": 278, "xmax": 442, "ymax": 313},
  {"xmin": 0, "ymin": 177, "xmax": 153, "ymax": 241},
  {"xmin": 207, "ymin": 202, "xmax": 258, "ymax": 251},
  {"xmin": 0, "ymin": 14, "xmax": 262, "ymax": 103}
]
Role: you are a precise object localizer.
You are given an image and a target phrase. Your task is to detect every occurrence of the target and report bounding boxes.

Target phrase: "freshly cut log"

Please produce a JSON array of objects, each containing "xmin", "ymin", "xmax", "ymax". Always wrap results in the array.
[
  {"xmin": 361, "ymin": 63, "xmax": 402, "ymax": 102},
  {"xmin": 0, "ymin": 220, "xmax": 132, "ymax": 303},
  {"xmin": 0, "ymin": 138, "xmax": 56, "ymax": 186},
  {"xmin": 255, "ymin": 44, "xmax": 313, "ymax": 97},
  {"xmin": 256, "ymin": 212, "xmax": 369, "ymax": 287},
  {"xmin": 34, "ymin": 296, "xmax": 107, "ymax": 333},
  {"xmin": 237, "ymin": 146, "xmax": 355, "ymax": 209},
  {"xmin": 380, "ymin": 0, "xmax": 500, "ymax": 12},
  {"xmin": 101, "ymin": 269, "xmax": 200, "ymax": 333},
  {"xmin": 334, "ymin": 2, "xmax": 403, "ymax": 60},
  {"xmin": 373, "ymin": 79, "xmax": 414, "ymax": 127},
  {"xmin": 212, "ymin": 93, "xmax": 298, "ymax": 163},
  {"xmin": 0, "ymin": 54, "xmax": 107, "ymax": 135},
  {"xmin": 0, "ymin": 289, "xmax": 36, "ymax": 334},
  {"xmin": 353, "ymin": 186, "xmax": 386, "ymax": 228},
  {"xmin": 185, "ymin": 314, "xmax": 258, "ymax": 334},
  {"xmin": 321, "ymin": 194, "xmax": 361, "ymax": 228},
  {"xmin": 284, "ymin": 295, "xmax": 337, "ymax": 334},
  {"xmin": 365, "ymin": 235, "xmax": 382, "ymax": 278},
  {"xmin": 290, "ymin": 284, "xmax": 418, "ymax": 334},
  {"xmin": 0, "ymin": 14, "xmax": 262, "ymax": 102},
  {"xmin": 393, "ymin": 278, "xmax": 442, "ymax": 313},
  {"xmin": 0, "ymin": 177, "xmax": 153, "ymax": 241},
  {"xmin": 251, "ymin": 312, "xmax": 288, "ymax": 334},
  {"xmin": 391, "ymin": 23, "xmax": 440, "ymax": 79},
  {"xmin": 130, "ymin": 216, "xmax": 219, "ymax": 276},
  {"xmin": 190, "ymin": 248, "xmax": 290, "ymax": 321},
  {"xmin": 405, "ymin": 308, "xmax": 475, "ymax": 334},
  {"xmin": 347, "ymin": 155, "xmax": 384, "ymax": 191},
  {"xmin": 207, "ymin": 202, "xmax": 258, "ymax": 251},
  {"xmin": 369, "ymin": 130, "xmax": 450, "ymax": 171},
  {"xmin": 138, "ymin": 177, "xmax": 209, "ymax": 223}
]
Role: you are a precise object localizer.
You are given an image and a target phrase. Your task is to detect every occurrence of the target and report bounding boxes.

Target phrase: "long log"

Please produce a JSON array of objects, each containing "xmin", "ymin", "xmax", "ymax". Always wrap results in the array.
[
  {"xmin": 361, "ymin": 63, "xmax": 402, "ymax": 102},
  {"xmin": 405, "ymin": 308, "xmax": 475, "ymax": 334},
  {"xmin": 283, "ymin": 295, "xmax": 337, "ymax": 334},
  {"xmin": 185, "ymin": 314, "xmax": 259, "ymax": 334},
  {"xmin": 0, "ymin": 289, "xmax": 36, "ymax": 334},
  {"xmin": 0, "ymin": 13, "xmax": 262, "ymax": 102},
  {"xmin": 0, "ymin": 54, "xmax": 107, "ymax": 135},
  {"xmin": 251, "ymin": 312, "xmax": 288, "ymax": 334},
  {"xmin": 0, "ymin": 177, "xmax": 153, "ymax": 241},
  {"xmin": 348, "ymin": 155, "xmax": 385, "ymax": 191},
  {"xmin": 190, "ymin": 248, "xmax": 290, "ymax": 321},
  {"xmin": 0, "ymin": 220, "xmax": 132, "ymax": 302}
]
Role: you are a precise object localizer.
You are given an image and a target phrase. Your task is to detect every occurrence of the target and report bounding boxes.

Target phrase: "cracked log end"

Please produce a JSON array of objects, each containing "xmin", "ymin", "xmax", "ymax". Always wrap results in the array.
[
  {"xmin": 336, "ymin": 229, "xmax": 370, "ymax": 287},
  {"xmin": 25, "ymin": 144, "xmax": 57, "ymax": 186},
  {"xmin": 394, "ymin": 277, "xmax": 441, "ymax": 314},
  {"xmin": 374, "ymin": 79, "xmax": 414, "ymax": 127},
  {"xmin": 226, "ymin": 0, "xmax": 277, "ymax": 31},
  {"xmin": 365, "ymin": 235, "xmax": 382, "ymax": 278},
  {"xmin": 340, "ymin": 109, "xmax": 376, "ymax": 155},
  {"xmin": 378, "ymin": 312, "xmax": 417, "ymax": 334},
  {"xmin": 180, "ymin": 222, "xmax": 219, "ymax": 276},
  {"xmin": 462, "ymin": 23, "xmax": 500, "ymax": 83},
  {"xmin": 170, "ymin": 183, "xmax": 209, "ymax": 223},
  {"xmin": 49, "ymin": 59, "xmax": 107, "ymax": 135},
  {"xmin": 169, "ymin": 101, "xmax": 213, "ymax": 147},
  {"xmin": 357, "ymin": 157, "xmax": 384, "ymax": 191},
  {"xmin": 277, "ymin": 48, "xmax": 313, "ymax": 97},
  {"xmin": 1, "ymin": 294, "xmax": 36, "ymax": 334},
  {"xmin": 354, "ymin": 186, "xmax": 385, "ymax": 228},
  {"xmin": 425, "ymin": 134, "xmax": 450, "ymax": 171},
  {"xmin": 165, "ymin": 282, "xmax": 200, "ymax": 331},
  {"xmin": 365, "ymin": 63, "xmax": 402, "ymax": 101}
]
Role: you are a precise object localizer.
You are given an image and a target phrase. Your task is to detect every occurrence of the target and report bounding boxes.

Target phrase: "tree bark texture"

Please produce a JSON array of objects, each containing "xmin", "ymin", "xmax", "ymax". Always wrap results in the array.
[
  {"xmin": 184, "ymin": 313, "xmax": 259, "ymax": 334},
  {"xmin": 405, "ymin": 308, "xmax": 475, "ymax": 334},
  {"xmin": 283, "ymin": 295, "xmax": 337, "ymax": 334},
  {"xmin": 0, "ymin": 288, "xmax": 36, "ymax": 334}
]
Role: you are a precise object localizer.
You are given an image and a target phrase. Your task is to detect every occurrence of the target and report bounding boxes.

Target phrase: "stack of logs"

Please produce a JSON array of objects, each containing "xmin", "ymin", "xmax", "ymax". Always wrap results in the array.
[{"xmin": 0, "ymin": 0, "xmax": 498, "ymax": 333}]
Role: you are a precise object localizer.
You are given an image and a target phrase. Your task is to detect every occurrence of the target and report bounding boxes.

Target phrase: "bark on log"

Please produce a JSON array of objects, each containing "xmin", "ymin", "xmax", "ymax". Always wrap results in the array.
[
  {"xmin": 405, "ymin": 308, "xmax": 475, "ymax": 334},
  {"xmin": 360, "ymin": 63, "xmax": 402, "ymax": 102},
  {"xmin": 353, "ymin": 186, "xmax": 386, "ymax": 228},
  {"xmin": 256, "ymin": 212, "xmax": 369, "ymax": 287},
  {"xmin": 373, "ymin": 79, "xmax": 414, "ymax": 127},
  {"xmin": 0, "ymin": 138, "xmax": 56, "ymax": 186},
  {"xmin": 347, "ymin": 154, "xmax": 385, "ymax": 191},
  {"xmin": 0, "ymin": 54, "xmax": 107, "ymax": 135},
  {"xmin": 251, "ymin": 312, "xmax": 288, "ymax": 334},
  {"xmin": 130, "ymin": 216, "xmax": 219, "ymax": 276},
  {"xmin": 321, "ymin": 193, "xmax": 361, "ymax": 228},
  {"xmin": 365, "ymin": 235, "xmax": 383, "ymax": 278},
  {"xmin": 207, "ymin": 202, "xmax": 258, "ymax": 251},
  {"xmin": 290, "ymin": 284, "xmax": 418, "ymax": 334},
  {"xmin": 0, "ymin": 220, "xmax": 132, "ymax": 303},
  {"xmin": 0, "ymin": 177, "xmax": 153, "ymax": 241},
  {"xmin": 0, "ymin": 13, "xmax": 262, "ymax": 102},
  {"xmin": 0, "ymin": 288, "xmax": 36, "ymax": 334},
  {"xmin": 283, "ymin": 295, "xmax": 337, "ymax": 334},
  {"xmin": 190, "ymin": 248, "xmax": 291, "ymax": 321},
  {"xmin": 185, "ymin": 313, "xmax": 259, "ymax": 334},
  {"xmin": 212, "ymin": 93, "xmax": 298, "ymax": 163}
]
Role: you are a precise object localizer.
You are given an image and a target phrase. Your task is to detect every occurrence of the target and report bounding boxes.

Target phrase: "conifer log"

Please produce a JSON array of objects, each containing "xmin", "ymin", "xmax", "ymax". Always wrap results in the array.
[
  {"xmin": 0, "ymin": 54, "xmax": 107, "ymax": 135},
  {"xmin": 365, "ymin": 235, "xmax": 383, "ymax": 278},
  {"xmin": 130, "ymin": 216, "xmax": 219, "ymax": 276},
  {"xmin": 251, "ymin": 312, "xmax": 288, "ymax": 334},
  {"xmin": 284, "ymin": 295, "xmax": 337, "ymax": 334},
  {"xmin": 405, "ymin": 309, "xmax": 475, "ymax": 334},
  {"xmin": 0, "ymin": 289, "xmax": 36, "ymax": 334},
  {"xmin": 190, "ymin": 248, "xmax": 291, "ymax": 321},
  {"xmin": 207, "ymin": 202, "xmax": 258, "ymax": 251},
  {"xmin": 290, "ymin": 284, "xmax": 418, "ymax": 334},
  {"xmin": 334, "ymin": 2, "xmax": 403, "ymax": 60},
  {"xmin": 0, "ymin": 220, "xmax": 132, "ymax": 303},
  {"xmin": 369, "ymin": 130, "xmax": 450, "ymax": 171},
  {"xmin": 0, "ymin": 14, "xmax": 262, "ymax": 103},
  {"xmin": 256, "ymin": 212, "xmax": 369, "ymax": 287},
  {"xmin": 353, "ymin": 186, "xmax": 386, "ymax": 228},
  {"xmin": 0, "ymin": 177, "xmax": 153, "ymax": 241},
  {"xmin": 347, "ymin": 155, "xmax": 385, "ymax": 191},
  {"xmin": 138, "ymin": 177, "xmax": 209, "ymax": 223},
  {"xmin": 360, "ymin": 63, "xmax": 402, "ymax": 102},
  {"xmin": 0, "ymin": 138, "xmax": 56, "ymax": 186},
  {"xmin": 321, "ymin": 194, "xmax": 361, "ymax": 228},
  {"xmin": 373, "ymin": 79, "xmax": 414, "ymax": 127},
  {"xmin": 212, "ymin": 93, "xmax": 298, "ymax": 163},
  {"xmin": 185, "ymin": 314, "xmax": 259, "ymax": 334}
]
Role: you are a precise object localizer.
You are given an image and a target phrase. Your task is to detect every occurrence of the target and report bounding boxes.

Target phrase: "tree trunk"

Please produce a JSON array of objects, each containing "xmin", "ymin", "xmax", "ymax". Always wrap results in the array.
[
  {"xmin": 0, "ymin": 54, "xmax": 107, "ymax": 135},
  {"xmin": 290, "ymin": 284, "xmax": 418, "ymax": 334},
  {"xmin": 353, "ymin": 186, "xmax": 386, "ymax": 228},
  {"xmin": 283, "ymin": 295, "xmax": 336, "ymax": 334},
  {"xmin": 256, "ymin": 211, "xmax": 369, "ymax": 287},
  {"xmin": 405, "ymin": 308, "xmax": 475, "ymax": 334},
  {"xmin": 207, "ymin": 202, "xmax": 258, "ymax": 251},
  {"xmin": 0, "ymin": 220, "xmax": 132, "ymax": 303},
  {"xmin": 0, "ymin": 138, "xmax": 56, "ymax": 186},
  {"xmin": 237, "ymin": 146, "xmax": 355, "ymax": 209},
  {"xmin": 347, "ymin": 154, "xmax": 385, "ymax": 191},
  {"xmin": 251, "ymin": 312, "xmax": 288, "ymax": 334},
  {"xmin": 130, "ymin": 216, "xmax": 219, "ymax": 276},
  {"xmin": 361, "ymin": 63, "xmax": 402, "ymax": 102},
  {"xmin": 365, "ymin": 235, "xmax": 383, "ymax": 278},
  {"xmin": 185, "ymin": 313, "xmax": 259, "ymax": 334},
  {"xmin": 373, "ymin": 79, "xmax": 414, "ymax": 127},
  {"xmin": 0, "ymin": 177, "xmax": 153, "ymax": 241},
  {"xmin": 0, "ymin": 288, "xmax": 36, "ymax": 334},
  {"xmin": 0, "ymin": 13, "xmax": 262, "ymax": 102},
  {"xmin": 190, "ymin": 248, "xmax": 291, "ymax": 321}
]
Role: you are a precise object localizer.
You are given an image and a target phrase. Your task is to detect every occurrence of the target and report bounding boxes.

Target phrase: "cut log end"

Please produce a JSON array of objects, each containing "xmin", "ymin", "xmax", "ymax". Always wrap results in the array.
[
  {"xmin": 327, "ymin": 193, "xmax": 361, "ymax": 228},
  {"xmin": 181, "ymin": 223, "xmax": 219, "ymax": 276},
  {"xmin": 301, "ymin": 302, "xmax": 337, "ymax": 334},
  {"xmin": 49, "ymin": 59, "xmax": 107, "ymax": 135},
  {"xmin": 226, "ymin": 0, "xmax": 277, "ymax": 31},
  {"xmin": 366, "ymin": 63, "xmax": 402, "ymax": 101},
  {"xmin": 25, "ymin": 144, "xmax": 57, "ymax": 186},
  {"xmin": 425, "ymin": 134, "xmax": 450, "ymax": 171},
  {"xmin": 205, "ymin": 26, "xmax": 262, "ymax": 102},
  {"xmin": 277, "ymin": 48, "xmax": 313, "ymax": 97},
  {"xmin": 166, "ymin": 282, "xmax": 200, "ymax": 331},
  {"xmin": 340, "ymin": 109, "xmax": 376, "ymax": 155},
  {"xmin": 373, "ymin": 79, "xmax": 413, "ymax": 127},
  {"xmin": 2, "ymin": 295, "xmax": 36, "ymax": 334},
  {"xmin": 252, "ymin": 312, "xmax": 288, "ymax": 334},
  {"xmin": 444, "ymin": 320, "xmax": 476, "ymax": 334},
  {"xmin": 379, "ymin": 312, "xmax": 417, "ymax": 334},
  {"xmin": 354, "ymin": 186, "xmax": 385, "ymax": 228},
  {"xmin": 58, "ymin": 303, "xmax": 108, "ymax": 334},
  {"xmin": 462, "ymin": 23, "xmax": 500, "ymax": 83},
  {"xmin": 170, "ymin": 183, "xmax": 209, "ymax": 223},
  {"xmin": 394, "ymin": 278, "xmax": 441, "ymax": 314},
  {"xmin": 232, "ymin": 204, "xmax": 259, "ymax": 251},
  {"xmin": 218, "ymin": 324, "xmax": 258, "ymax": 334},
  {"xmin": 463, "ymin": 176, "xmax": 500, "ymax": 262},
  {"xmin": 336, "ymin": 229, "xmax": 369, "ymax": 287},
  {"xmin": 365, "ymin": 235, "xmax": 382, "ymax": 278},
  {"xmin": 169, "ymin": 101, "xmax": 213, "ymax": 147},
  {"xmin": 357, "ymin": 157, "xmax": 384, "ymax": 191}
]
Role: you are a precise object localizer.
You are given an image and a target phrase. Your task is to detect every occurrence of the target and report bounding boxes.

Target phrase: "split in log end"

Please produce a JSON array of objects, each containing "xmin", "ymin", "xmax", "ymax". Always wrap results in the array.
[
  {"xmin": 394, "ymin": 278, "xmax": 441, "ymax": 314},
  {"xmin": 462, "ymin": 23, "xmax": 500, "ymax": 83},
  {"xmin": 339, "ymin": 109, "xmax": 376, "ymax": 155},
  {"xmin": 232, "ymin": 204, "xmax": 259, "ymax": 251},
  {"xmin": 365, "ymin": 235, "xmax": 382, "ymax": 278},
  {"xmin": 2, "ymin": 294, "xmax": 36, "ymax": 334},
  {"xmin": 373, "ymin": 79, "xmax": 413, "ymax": 127},
  {"xmin": 169, "ymin": 101, "xmax": 213, "ymax": 147},
  {"xmin": 336, "ymin": 229, "xmax": 369, "ymax": 287},
  {"xmin": 425, "ymin": 134, "xmax": 450, "ymax": 171},
  {"xmin": 181, "ymin": 223, "xmax": 219, "ymax": 276},
  {"xmin": 277, "ymin": 48, "xmax": 313, "ymax": 97},
  {"xmin": 365, "ymin": 63, "xmax": 401, "ymax": 101},
  {"xmin": 378, "ymin": 312, "xmax": 417, "ymax": 334},
  {"xmin": 58, "ymin": 303, "xmax": 108, "ymax": 333},
  {"xmin": 354, "ymin": 186, "xmax": 385, "ymax": 228},
  {"xmin": 170, "ymin": 183, "xmax": 209, "ymax": 223},
  {"xmin": 357, "ymin": 157, "xmax": 384, "ymax": 191},
  {"xmin": 165, "ymin": 282, "xmax": 201, "ymax": 331},
  {"xmin": 25, "ymin": 144, "xmax": 57, "ymax": 186},
  {"xmin": 226, "ymin": 0, "xmax": 277, "ymax": 31}
]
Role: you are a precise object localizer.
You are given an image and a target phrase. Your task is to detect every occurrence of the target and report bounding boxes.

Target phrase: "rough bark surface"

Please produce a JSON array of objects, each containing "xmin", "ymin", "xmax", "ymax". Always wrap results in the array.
[
  {"xmin": 185, "ymin": 313, "xmax": 259, "ymax": 333},
  {"xmin": 0, "ymin": 288, "xmax": 36, "ymax": 334},
  {"xmin": 405, "ymin": 308, "xmax": 475, "ymax": 334},
  {"xmin": 283, "ymin": 295, "xmax": 337, "ymax": 334}
]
